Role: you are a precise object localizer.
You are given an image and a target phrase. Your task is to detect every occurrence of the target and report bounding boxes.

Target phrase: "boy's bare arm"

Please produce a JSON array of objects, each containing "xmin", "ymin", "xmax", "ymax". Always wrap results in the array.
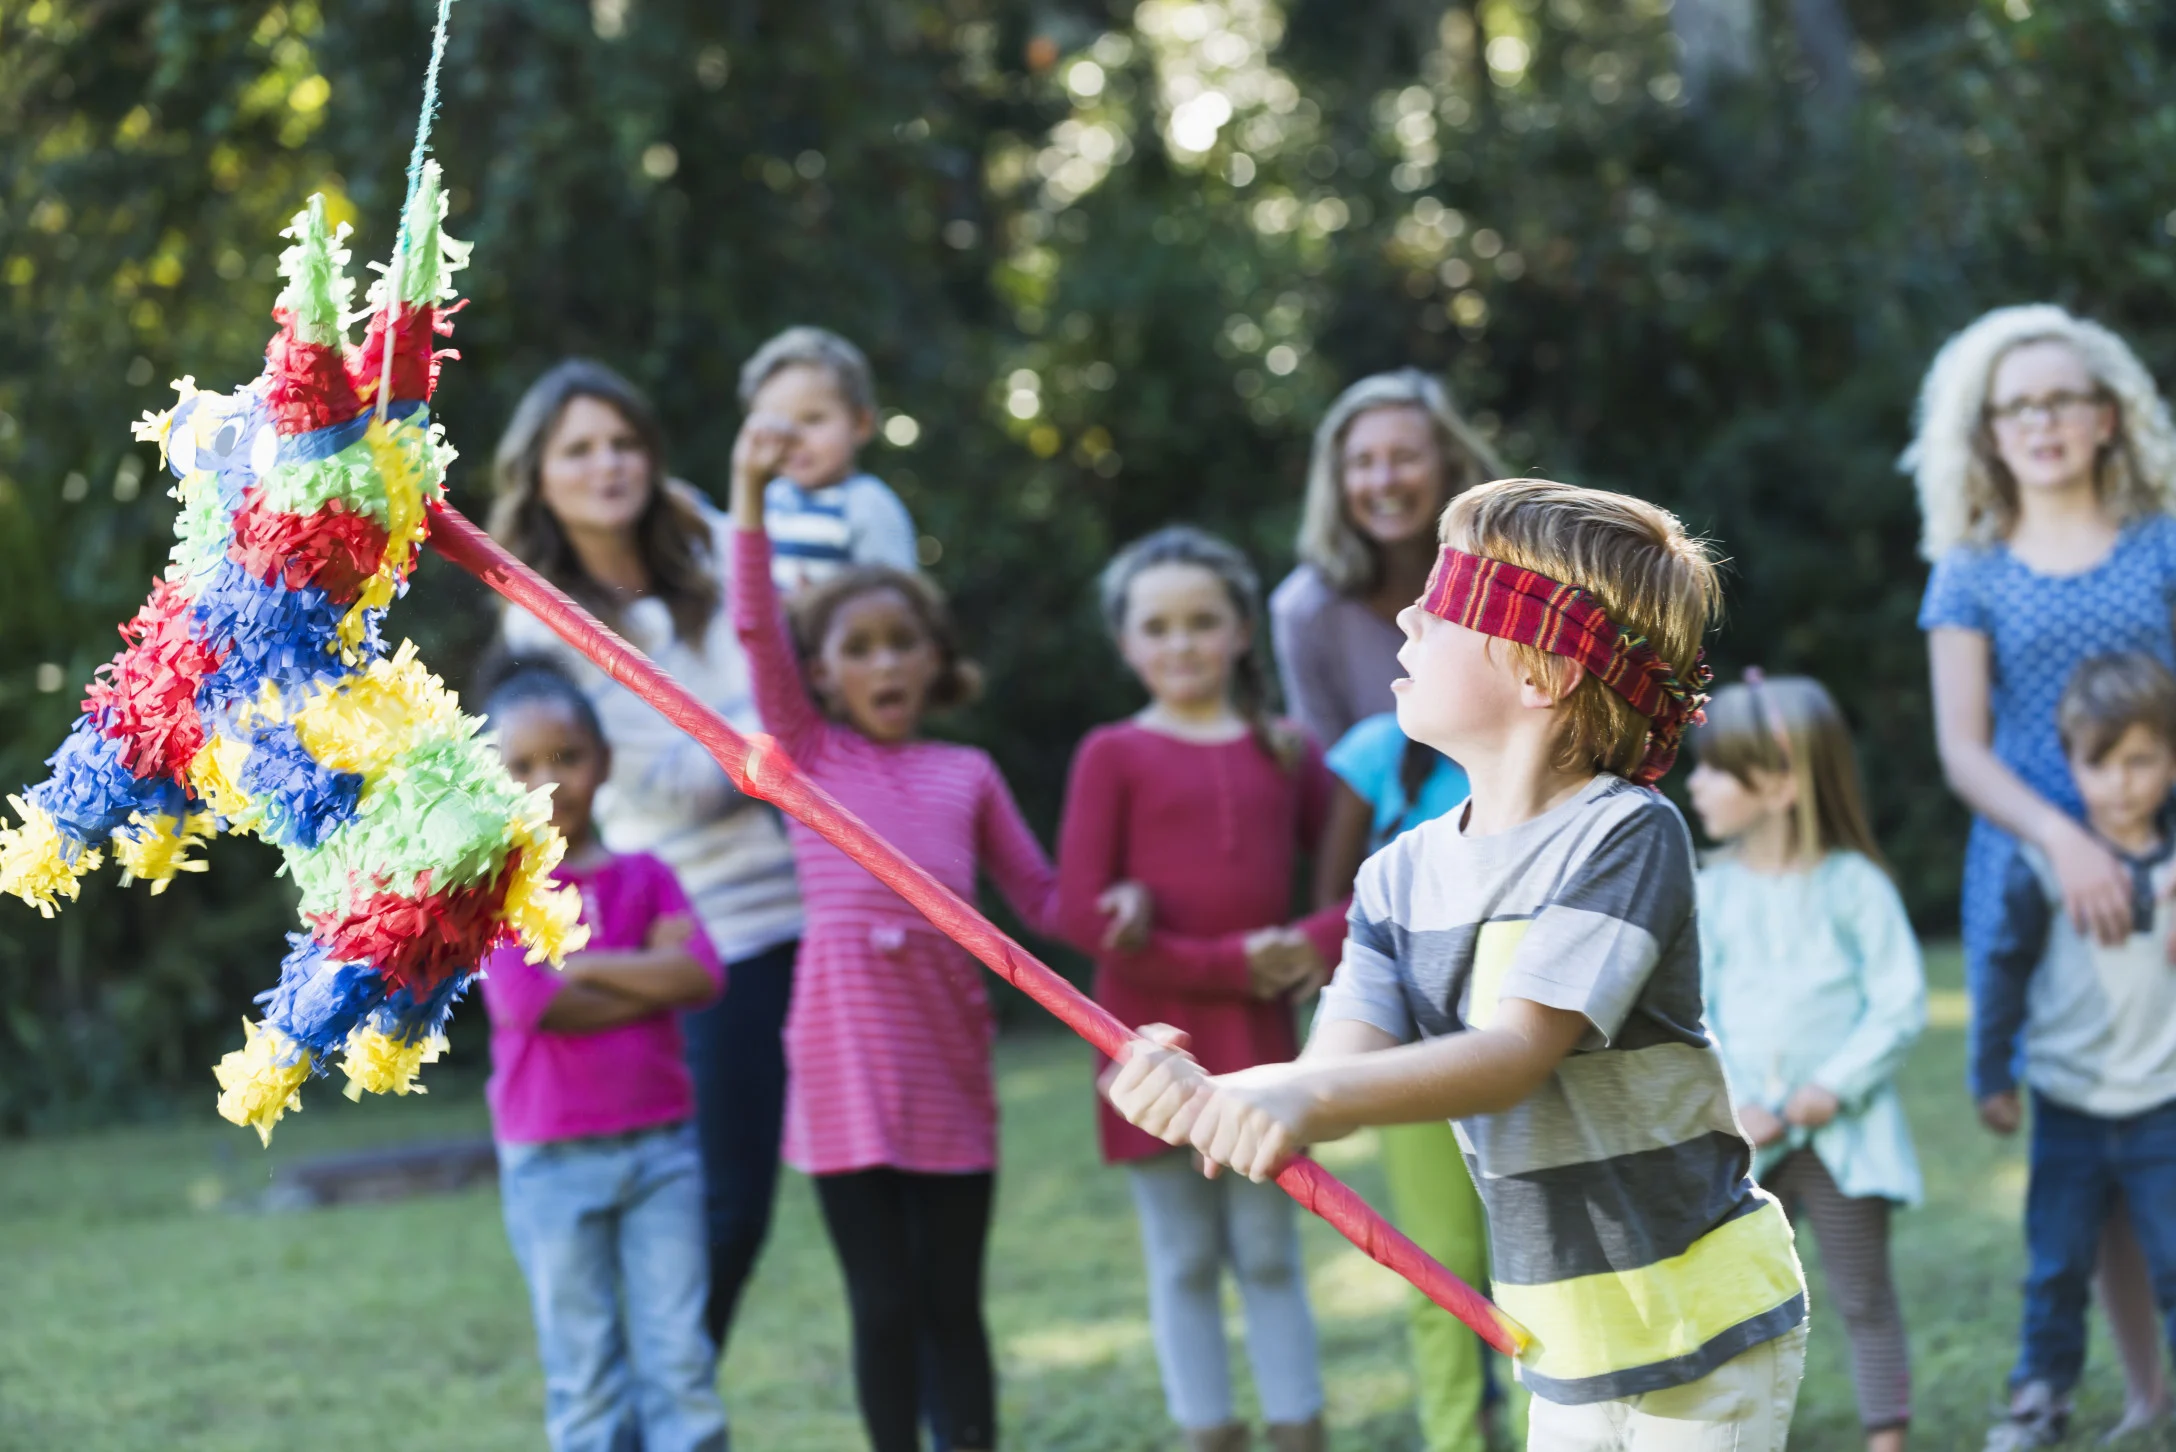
[
  {"xmin": 1114, "ymin": 999, "xmax": 1590, "ymax": 1183},
  {"xmin": 1301, "ymin": 1015, "xmax": 1403, "ymax": 1060}
]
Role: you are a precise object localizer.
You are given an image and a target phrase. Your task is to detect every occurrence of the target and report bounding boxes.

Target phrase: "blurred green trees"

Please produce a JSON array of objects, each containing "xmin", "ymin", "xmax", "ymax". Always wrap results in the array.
[{"xmin": 5, "ymin": 0, "xmax": 2176, "ymax": 1125}]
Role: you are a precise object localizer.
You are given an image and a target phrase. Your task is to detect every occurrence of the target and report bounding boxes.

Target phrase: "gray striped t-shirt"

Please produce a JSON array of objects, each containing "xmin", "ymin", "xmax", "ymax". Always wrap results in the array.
[{"xmin": 1317, "ymin": 774, "xmax": 1805, "ymax": 1405}]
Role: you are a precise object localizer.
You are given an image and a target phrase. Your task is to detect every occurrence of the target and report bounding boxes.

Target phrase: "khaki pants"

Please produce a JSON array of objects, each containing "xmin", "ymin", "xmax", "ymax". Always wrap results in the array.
[{"xmin": 1526, "ymin": 1323, "xmax": 1808, "ymax": 1451}]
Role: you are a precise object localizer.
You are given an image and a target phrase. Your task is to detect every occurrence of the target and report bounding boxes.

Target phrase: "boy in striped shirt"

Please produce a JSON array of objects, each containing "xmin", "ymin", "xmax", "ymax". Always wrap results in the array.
[
  {"xmin": 1110, "ymin": 478, "xmax": 1809, "ymax": 1449},
  {"xmin": 737, "ymin": 326, "xmax": 919, "ymax": 593}
]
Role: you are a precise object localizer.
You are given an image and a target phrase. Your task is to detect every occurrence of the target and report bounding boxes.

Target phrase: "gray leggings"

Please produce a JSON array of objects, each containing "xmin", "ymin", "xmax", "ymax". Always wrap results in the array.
[
  {"xmin": 1767, "ymin": 1150, "xmax": 1911, "ymax": 1431},
  {"xmin": 1127, "ymin": 1150, "xmax": 1326, "ymax": 1429}
]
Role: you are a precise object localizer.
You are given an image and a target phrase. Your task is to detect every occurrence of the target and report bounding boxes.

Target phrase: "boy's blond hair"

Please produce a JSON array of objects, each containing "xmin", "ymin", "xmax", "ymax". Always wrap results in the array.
[
  {"xmin": 1441, "ymin": 478, "xmax": 1722, "ymax": 779},
  {"xmin": 738, "ymin": 325, "xmax": 878, "ymax": 417},
  {"xmin": 2057, "ymin": 651, "xmax": 2176, "ymax": 765}
]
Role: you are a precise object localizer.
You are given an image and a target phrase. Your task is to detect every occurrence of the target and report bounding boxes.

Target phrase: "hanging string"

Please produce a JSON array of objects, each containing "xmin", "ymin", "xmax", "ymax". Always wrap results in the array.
[{"xmin": 373, "ymin": 0, "xmax": 458, "ymax": 424}]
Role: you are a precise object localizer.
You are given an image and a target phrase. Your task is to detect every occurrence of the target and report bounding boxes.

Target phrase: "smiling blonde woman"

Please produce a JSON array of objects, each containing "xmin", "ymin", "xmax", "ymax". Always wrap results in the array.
[{"xmin": 1270, "ymin": 369, "xmax": 1502, "ymax": 748}]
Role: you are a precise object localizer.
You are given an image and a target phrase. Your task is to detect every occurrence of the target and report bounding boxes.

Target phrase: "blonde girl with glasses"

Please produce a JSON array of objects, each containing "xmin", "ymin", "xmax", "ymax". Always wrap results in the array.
[{"xmin": 1911, "ymin": 304, "xmax": 2176, "ymax": 1438}]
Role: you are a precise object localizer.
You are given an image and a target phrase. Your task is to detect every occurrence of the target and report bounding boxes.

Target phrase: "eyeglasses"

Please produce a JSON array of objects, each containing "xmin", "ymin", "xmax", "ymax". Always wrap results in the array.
[{"xmin": 1986, "ymin": 389, "xmax": 2105, "ymax": 426}]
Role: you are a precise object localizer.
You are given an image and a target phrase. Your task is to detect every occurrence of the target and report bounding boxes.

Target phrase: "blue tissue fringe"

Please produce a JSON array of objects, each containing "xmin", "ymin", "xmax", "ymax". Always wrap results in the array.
[
  {"xmin": 371, "ymin": 969, "xmax": 471, "ymax": 1046},
  {"xmin": 274, "ymin": 399, "xmax": 423, "ymax": 465},
  {"xmin": 238, "ymin": 722, "xmax": 362, "ymax": 850},
  {"xmin": 190, "ymin": 559, "xmax": 348, "ymax": 711},
  {"xmin": 255, "ymin": 934, "xmax": 384, "ymax": 1060},
  {"xmin": 26, "ymin": 718, "xmax": 189, "ymax": 850}
]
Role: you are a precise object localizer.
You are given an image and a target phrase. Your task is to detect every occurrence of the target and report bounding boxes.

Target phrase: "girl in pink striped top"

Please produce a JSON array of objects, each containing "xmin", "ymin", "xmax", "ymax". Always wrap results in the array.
[{"xmin": 728, "ymin": 415, "xmax": 1110, "ymax": 1452}]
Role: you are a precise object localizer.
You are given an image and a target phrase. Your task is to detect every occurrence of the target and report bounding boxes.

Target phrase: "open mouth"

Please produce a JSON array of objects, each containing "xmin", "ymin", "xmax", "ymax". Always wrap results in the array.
[{"xmin": 870, "ymin": 686, "xmax": 911, "ymax": 715}]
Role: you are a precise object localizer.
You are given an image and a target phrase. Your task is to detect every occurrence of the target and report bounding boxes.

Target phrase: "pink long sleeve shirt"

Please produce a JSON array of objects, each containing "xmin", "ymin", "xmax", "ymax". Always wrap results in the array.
[
  {"xmin": 479, "ymin": 851, "xmax": 724, "ymax": 1145},
  {"xmin": 731, "ymin": 528, "xmax": 1060, "ymax": 1175},
  {"xmin": 1056, "ymin": 720, "xmax": 1347, "ymax": 1164}
]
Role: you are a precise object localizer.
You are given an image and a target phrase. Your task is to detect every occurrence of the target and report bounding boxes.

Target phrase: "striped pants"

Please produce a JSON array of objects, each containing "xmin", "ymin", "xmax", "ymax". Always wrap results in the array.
[{"xmin": 1766, "ymin": 1150, "xmax": 1912, "ymax": 1431}]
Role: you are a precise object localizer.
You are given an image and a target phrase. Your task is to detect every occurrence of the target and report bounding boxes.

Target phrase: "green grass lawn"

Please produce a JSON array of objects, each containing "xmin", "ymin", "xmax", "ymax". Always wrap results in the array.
[{"xmin": 0, "ymin": 946, "xmax": 2166, "ymax": 1450}]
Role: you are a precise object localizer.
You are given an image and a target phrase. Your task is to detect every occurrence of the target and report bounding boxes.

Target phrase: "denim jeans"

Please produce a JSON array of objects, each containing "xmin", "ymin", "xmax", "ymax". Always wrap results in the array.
[
  {"xmin": 682, "ymin": 937, "xmax": 797, "ymax": 1354},
  {"xmin": 498, "ymin": 1121, "xmax": 729, "ymax": 1452},
  {"xmin": 2015, "ymin": 1092, "xmax": 2176, "ymax": 1393}
]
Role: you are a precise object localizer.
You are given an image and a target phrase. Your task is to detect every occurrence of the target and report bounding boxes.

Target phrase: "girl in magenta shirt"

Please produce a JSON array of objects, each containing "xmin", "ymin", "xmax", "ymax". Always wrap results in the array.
[
  {"xmin": 1058, "ymin": 526, "xmax": 1340, "ymax": 1452},
  {"xmin": 479, "ymin": 664, "xmax": 728, "ymax": 1452}
]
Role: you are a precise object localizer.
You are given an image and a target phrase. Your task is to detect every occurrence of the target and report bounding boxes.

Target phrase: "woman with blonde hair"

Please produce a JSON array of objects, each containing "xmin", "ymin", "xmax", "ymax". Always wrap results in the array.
[
  {"xmin": 1911, "ymin": 304, "xmax": 2176, "ymax": 1439},
  {"xmin": 1269, "ymin": 369, "xmax": 1512, "ymax": 1452},
  {"xmin": 1269, "ymin": 368, "xmax": 1503, "ymax": 746}
]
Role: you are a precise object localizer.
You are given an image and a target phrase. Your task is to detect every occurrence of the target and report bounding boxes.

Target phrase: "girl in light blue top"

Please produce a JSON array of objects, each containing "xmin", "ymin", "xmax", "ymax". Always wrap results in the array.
[{"xmin": 1687, "ymin": 674, "xmax": 1926, "ymax": 1452}]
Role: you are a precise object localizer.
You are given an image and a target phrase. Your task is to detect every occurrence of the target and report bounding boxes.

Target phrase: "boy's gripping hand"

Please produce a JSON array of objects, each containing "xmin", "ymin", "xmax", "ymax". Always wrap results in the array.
[
  {"xmin": 1105, "ymin": 1025, "xmax": 1210, "ymax": 1143},
  {"xmin": 1185, "ymin": 1060, "xmax": 1323, "ymax": 1183}
]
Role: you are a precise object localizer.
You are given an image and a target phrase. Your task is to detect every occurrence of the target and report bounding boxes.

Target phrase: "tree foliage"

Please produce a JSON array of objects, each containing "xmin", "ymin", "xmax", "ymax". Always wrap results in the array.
[{"xmin": 5, "ymin": 0, "xmax": 2176, "ymax": 1125}]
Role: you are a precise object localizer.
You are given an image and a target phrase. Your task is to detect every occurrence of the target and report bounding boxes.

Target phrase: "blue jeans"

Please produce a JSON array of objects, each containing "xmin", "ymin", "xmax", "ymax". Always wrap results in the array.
[
  {"xmin": 2015, "ymin": 1092, "xmax": 2176, "ymax": 1393},
  {"xmin": 499, "ymin": 1122, "xmax": 729, "ymax": 1452},
  {"xmin": 682, "ymin": 937, "xmax": 796, "ymax": 1353}
]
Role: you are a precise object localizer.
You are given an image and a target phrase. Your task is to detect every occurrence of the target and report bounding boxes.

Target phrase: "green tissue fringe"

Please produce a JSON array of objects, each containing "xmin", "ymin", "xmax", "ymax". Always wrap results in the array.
[
  {"xmin": 167, "ymin": 472, "xmax": 235, "ymax": 586},
  {"xmin": 257, "ymin": 439, "xmax": 391, "ymax": 527},
  {"xmin": 287, "ymin": 727, "xmax": 532, "ymax": 917},
  {"xmin": 383, "ymin": 162, "xmax": 472, "ymax": 310},
  {"xmin": 276, "ymin": 195, "xmax": 354, "ymax": 346}
]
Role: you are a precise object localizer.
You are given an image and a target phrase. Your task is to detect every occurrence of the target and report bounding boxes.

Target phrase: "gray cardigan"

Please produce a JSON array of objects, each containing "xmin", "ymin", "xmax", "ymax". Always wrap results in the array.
[{"xmin": 1268, "ymin": 563, "xmax": 1406, "ymax": 749}]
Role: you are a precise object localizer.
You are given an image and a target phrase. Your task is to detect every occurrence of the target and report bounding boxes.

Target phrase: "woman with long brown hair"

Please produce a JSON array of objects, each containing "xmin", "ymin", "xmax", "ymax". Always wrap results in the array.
[{"xmin": 489, "ymin": 359, "xmax": 802, "ymax": 1364}]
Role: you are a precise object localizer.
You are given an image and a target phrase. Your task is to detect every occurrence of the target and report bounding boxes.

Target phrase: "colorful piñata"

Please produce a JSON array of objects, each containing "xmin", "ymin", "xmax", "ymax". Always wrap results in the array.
[{"xmin": 0, "ymin": 167, "xmax": 586, "ymax": 1142}]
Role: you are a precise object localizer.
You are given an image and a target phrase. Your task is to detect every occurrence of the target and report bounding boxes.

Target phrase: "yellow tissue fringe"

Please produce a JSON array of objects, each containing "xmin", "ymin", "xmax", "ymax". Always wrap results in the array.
[
  {"xmin": 338, "ymin": 415, "xmax": 442, "ymax": 649},
  {"xmin": 113, "ymin": 812, "xmax": 216, "ymax": 893},
  {"xmin": 132, "ymin": 375, "xmax": 199, "ymax": 468},
  {"xmin": 339, "ymin": 1026, "xmax": 445, "ymax": 1101},
  {"xmin": 504, "ymin": 820, "xmax": 589, "ymax": 966},
  {"xmin": 292, "ymin": 641, "xmax": 463, "ymax": 776},
  {"xmin": 0, "ymin": 797, "xmax": 100, "ymax": 917},
  {"xmin": 214, "ymin": 1019, "xmax": 312, "ymax": 1146},
  {"xmin": 186, "ymin": 735, "xmax": 257, "ymax": 822}
]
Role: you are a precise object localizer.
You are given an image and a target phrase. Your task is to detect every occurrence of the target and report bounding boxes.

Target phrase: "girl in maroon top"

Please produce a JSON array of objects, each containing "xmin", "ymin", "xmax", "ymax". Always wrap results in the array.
[{"xmin": 1057, "ymin": 526, "xmax": 1342, "ymax": 1452}]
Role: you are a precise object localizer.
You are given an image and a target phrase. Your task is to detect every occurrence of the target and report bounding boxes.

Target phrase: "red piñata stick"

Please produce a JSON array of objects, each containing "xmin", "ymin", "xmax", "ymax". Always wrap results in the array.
[{"xmin": 425, "ymin": 499, "xmax": 1531, "ymax": 1358}]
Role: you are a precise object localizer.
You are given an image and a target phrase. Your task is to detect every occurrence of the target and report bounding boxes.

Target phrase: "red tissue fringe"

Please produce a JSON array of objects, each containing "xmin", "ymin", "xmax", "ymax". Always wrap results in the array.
[
  {"xmin": 264, "ymin": 310, "xmax": 365, "ymax": 437},
  {"xmin": 349, "ymin": 301, "xmax": 460, "ymax": 409},
  {"xmin": 227, "ymin": 487, "xmax": 390, "ymax": 603},
  {"xmin": 84, "ymin": 579, "xmax": 223, "ymax": 784},
  {"xmin": 309, "ymin": 850, "xmax": 518, "ymax": 996}
]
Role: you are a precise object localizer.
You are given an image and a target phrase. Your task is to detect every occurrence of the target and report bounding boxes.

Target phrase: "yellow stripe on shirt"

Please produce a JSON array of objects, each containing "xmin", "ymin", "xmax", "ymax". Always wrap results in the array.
[
  {"xmin": 1464, "ymin": 919, "xmax": 1528, "ymax": 1029},
  {"xmin": 1495, "ymin": 1196, "xmax": 1806, "ymax": 1385}
]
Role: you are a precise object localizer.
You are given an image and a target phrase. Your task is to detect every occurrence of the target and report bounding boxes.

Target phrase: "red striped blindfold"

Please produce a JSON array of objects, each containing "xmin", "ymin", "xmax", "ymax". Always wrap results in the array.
[{"xmin": 1419, "ymin": 548, "xmax": 1711, "ymax": 785}]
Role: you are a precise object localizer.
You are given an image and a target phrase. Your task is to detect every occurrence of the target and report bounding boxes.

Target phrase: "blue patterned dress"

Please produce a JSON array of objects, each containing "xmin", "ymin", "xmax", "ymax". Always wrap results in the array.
[{"xmin": 1918, "ymin": 514, "xmax": 2176, "ymax": 994}]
